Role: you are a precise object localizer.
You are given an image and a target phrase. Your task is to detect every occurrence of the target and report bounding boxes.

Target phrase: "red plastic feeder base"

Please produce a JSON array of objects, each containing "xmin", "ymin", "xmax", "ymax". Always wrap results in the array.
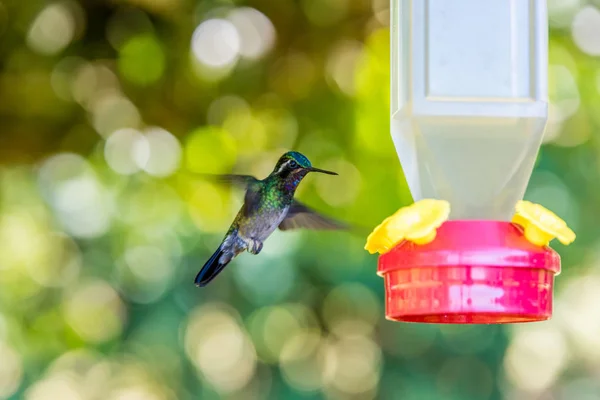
[{"xmin": 377, "ymin": 221, "xmax": 561, "ymax": 324}]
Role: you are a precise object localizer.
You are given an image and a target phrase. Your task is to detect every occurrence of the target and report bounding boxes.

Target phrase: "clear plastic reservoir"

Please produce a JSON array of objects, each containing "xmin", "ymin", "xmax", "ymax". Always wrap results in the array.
[{"xmin": 391, "ymin": 0, "xmax": 549, "ymax": 220}]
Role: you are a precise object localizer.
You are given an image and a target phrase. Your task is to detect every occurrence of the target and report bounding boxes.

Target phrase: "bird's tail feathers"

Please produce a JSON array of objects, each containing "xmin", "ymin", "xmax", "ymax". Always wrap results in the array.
[{"xmin": 194, "ymin": 245, "xmax": 231, "ymax": 287}]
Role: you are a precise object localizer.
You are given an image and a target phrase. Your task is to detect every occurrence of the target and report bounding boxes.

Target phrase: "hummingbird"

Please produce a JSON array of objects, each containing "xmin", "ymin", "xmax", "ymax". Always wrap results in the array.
[{"xmin": 195, "ymin": 151, "xmax": 346, "ymax": 287}]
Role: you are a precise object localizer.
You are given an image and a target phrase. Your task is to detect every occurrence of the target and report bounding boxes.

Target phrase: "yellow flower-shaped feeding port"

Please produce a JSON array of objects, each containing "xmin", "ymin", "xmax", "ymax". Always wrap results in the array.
[
  {"xmin": 364, "ymin": 199, "xmax": 451, "ymax": 255},
  {"xmin": 512, "ymin": 200, "xmax": 576, "ymax": 247}
]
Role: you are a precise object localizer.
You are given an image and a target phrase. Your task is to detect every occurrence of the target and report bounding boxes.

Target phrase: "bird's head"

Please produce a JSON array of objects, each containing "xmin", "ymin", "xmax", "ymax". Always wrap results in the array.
[{"xmin": 271, "ymin": 151, "xmax": 337, "ymax": 183}]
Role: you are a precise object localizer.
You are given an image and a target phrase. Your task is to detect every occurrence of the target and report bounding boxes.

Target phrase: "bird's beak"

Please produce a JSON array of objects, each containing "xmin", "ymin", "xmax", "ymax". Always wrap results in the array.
[{"xmin": 307, "ymin": 167, "xmax": 338, "ymax": 175}]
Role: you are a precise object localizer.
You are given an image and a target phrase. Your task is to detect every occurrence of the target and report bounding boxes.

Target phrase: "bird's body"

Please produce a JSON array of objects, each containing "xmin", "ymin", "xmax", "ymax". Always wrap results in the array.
[
  {"xmin": 237, "ymin": 177, "xmax": 292, "ymax": 241},
  {"xmin": 195, "ymin": 151, "xmax": 345, "ymax": 287}
]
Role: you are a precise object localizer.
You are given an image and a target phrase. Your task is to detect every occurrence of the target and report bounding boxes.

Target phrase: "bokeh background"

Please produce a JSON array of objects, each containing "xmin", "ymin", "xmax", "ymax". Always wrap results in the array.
[{"xmin": 0, "ymin": 0, "xmax": 599, "ymax": 399}]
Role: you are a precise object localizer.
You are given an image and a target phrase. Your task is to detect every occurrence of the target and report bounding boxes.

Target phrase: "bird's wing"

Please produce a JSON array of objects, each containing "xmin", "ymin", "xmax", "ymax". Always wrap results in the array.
[
  {"xmin": 279, "ymin": 200, "xmax": 347, "ymax": 231},
  {"xmin": 201, "ymin": 174, "xmax": 259, "ymax": 190}
]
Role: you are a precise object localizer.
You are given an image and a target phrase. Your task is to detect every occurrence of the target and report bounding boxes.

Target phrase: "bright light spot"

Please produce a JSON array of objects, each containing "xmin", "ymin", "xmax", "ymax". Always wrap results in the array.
[
  {"xmin": 117, "ymin": 245, "xmax": 173, "ymax": 304},
  {"xmin": 70, "ymin": 63, "xmax": 120, "ymax": 108},
  {"xmin": 47, "ymin": 348, "xmax": 104, "ymax": 376},
  {"xmin": 548, "ymin": 0, "xmax": 581, "ymax": 28},
  {"xmin": 54, "ymin": 176, "xmax": 112, "ymax": 237},
  {"xmin": 108, "ymin": 386, "xmax": 165, "ymax": 400},
  {"xmin": 191, "ymin": 19, "xmax": 240, "ymax": 68},
  {"xmin": 280, "ymin": 330, "xmax": 324, "ymax": 391},
  {"xmin": 24, "ymin": 232, "xmax": 81, "ymax": 288},
  {"xmin": 125, "ymin": 246, "xmax": 172, "ymax": 283},
  {"xmin": 104, "ymin": 128, "xmax": 147, "ymax": 175},
  {"xmin": 184, "ymin": 304, "xmax": 256, "ymax": 393},
  {"xmin": 227, "ymin": 8, "xmax": 276, "ymax": 60},
  {"xmin": 138, "ymin": 127, "xmax": 181, "ymax": 177},
  {"xmin": 322, "ymin": 336, "xmax": 381, "ymax": 395},
  {"xmin": 42, "ymin": 350, "xmax": 112, "ymax": 397},
  {"xmin": 248, "ymin": 304, "xmax": 320, "ymax": 365},
  {"xmin": 39, "ymin": 153, "xmax": 84, "ymax": 184},
  {"xmin": 504, "ymin": 324, "xmax": 568, "ymax": 393},
  {"xmin": 371, "ymin": 0, "xmax": 390, "ymax": 26},
  {"xmin": 25, "ymin": 374, "xmax": 83, "ymax": 400},
  {"xmin": 247, "ymin": 305, "xmax": 310, "ymax": 363},
  {"xmin": 53, "ymin": 176, "xmax": 96, "ymax": 213},
  {"xmin": 557, "ymin": 274, "xmax": 600, "ymax": 363},
  {"xmin": 326, "ymin": 41, "xmax": 363, "ymax": 96},
  {"xmin": 572, "ymin": 6, "xmax": 600, "ymax": 56},
  {"xmin": 27, "ymin": 3, "xmax": 76, "ymax": 55},
  {"xmin": 71, "ymin": 62, "xmax": 98, "ymax": 106},
  {"xmin": 91, "ymin": 93, "xmax": 141, "ymax": 137},
  {"xmin": 63, "ymin": 280, "xmax": 126, "ymax": 343},
  {"xmin": 0, "ymin": 342, "xmax": 23, "ymax": 398},
  {"xmin": 547, "ymin": 0, "xmax": 581, "ymax": 28},
  {"xmin": 0, "ymin": 212, "xmax": 48, "ymax": 272},
  {"xmin": 38, "ymin": 153, "xmax": 112, "ymax": 238}
]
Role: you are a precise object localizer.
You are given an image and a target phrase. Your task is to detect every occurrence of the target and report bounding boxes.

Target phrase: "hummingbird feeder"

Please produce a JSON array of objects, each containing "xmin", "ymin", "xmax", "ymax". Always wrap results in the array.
[{"xmin": 365, "ymin": 0, "xmax": 576, "ymax": 324}]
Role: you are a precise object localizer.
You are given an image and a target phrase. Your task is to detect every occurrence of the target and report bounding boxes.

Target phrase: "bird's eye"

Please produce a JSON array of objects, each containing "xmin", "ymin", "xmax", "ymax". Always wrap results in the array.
[{"xmin": 289, "ymin": 161, "xmax": 298, "ymax": 168}]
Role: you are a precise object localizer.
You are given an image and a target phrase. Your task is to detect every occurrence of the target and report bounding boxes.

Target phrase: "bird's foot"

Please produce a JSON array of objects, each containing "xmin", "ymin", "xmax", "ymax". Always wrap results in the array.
[{"xmin": 244, "ymin": 238, "xmax": 263, "ymax": 255}]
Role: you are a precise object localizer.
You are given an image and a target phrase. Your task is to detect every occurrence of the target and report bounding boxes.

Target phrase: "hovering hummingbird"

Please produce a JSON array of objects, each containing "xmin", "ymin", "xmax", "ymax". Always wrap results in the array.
[{"xmin": 195, "ymin": 151, "xmax": 346, "ymax": 287}]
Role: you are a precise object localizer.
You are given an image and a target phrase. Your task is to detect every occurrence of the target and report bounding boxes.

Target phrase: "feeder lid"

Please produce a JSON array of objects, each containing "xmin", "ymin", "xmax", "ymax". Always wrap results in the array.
[{"xmin": 377, "ymin": 220, "xmax": 560, "ymax": 276}]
